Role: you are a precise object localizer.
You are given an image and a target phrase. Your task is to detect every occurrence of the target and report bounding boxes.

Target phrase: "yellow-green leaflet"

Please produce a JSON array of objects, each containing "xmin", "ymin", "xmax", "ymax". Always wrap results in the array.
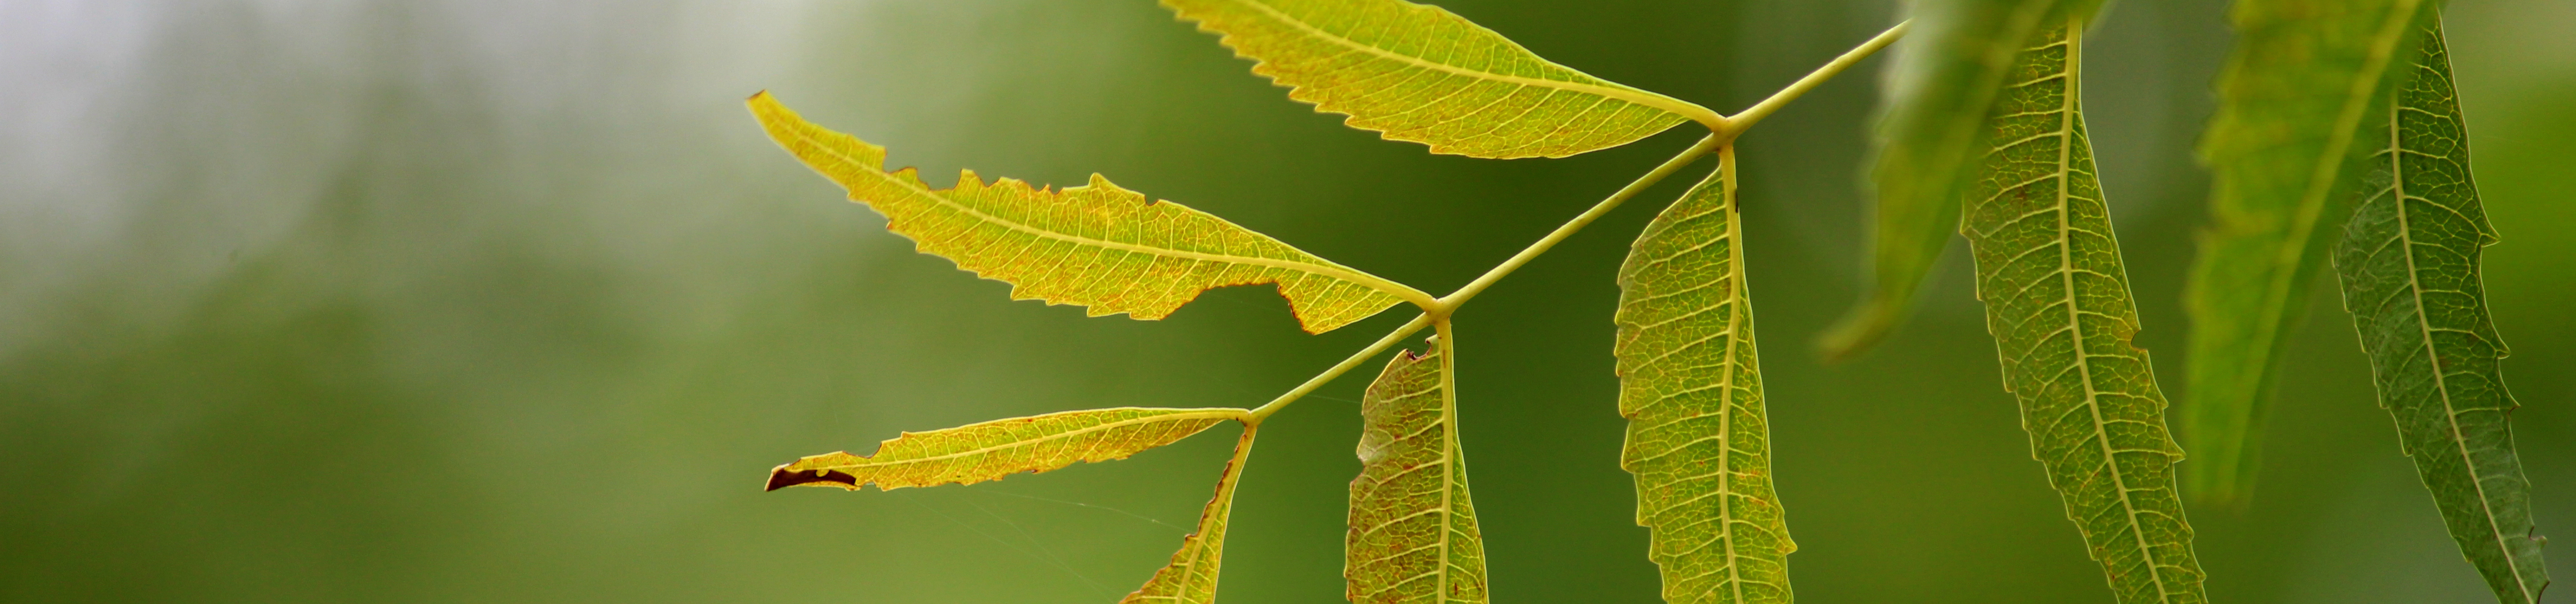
[
  {"xmin": 1161, "ymin": 0, "xmax": 1716, "ymax": 159},
  {"xmin": 764, "ymin": 407, "xmax": 1242, "ymax": 491},
  {"xmin": 1958, "ymin": 21, "xmax": 2206, "ymax": 604},
  {"xmin": 2330, "ymin": 20, "xmax": 2551, "ymax": 604},
  {"xmin": 1347, "ymin": 336, "xmax": 1487, "ymax": 604},
  {"xmin": 749, "ymin": 92, "xmax": 1421, "ymax": 334},
  {"xmin": 1820, "ymin": 0, "xmax": 2100, "ymax": 360},
  {"xmin": 1122, "ymin": 426, "xmax": 1260, "ymax": 604},
  {"xmin": 2182, "ymin": 0, "xmax": 2433, "ymax": 503},
  {"xmin": 1607, "ymin": 148, "xmax": 1792, "ymax": 604},
  {"xmin": 1613, "ymin": 149, "xmax": 1795, "ymax": 604}
]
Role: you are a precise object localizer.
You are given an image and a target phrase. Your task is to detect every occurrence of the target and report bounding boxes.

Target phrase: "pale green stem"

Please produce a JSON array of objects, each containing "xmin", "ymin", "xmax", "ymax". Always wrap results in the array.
[
  {"xmin": 1434, "ymin": 133, "xmax": 1724, "ymax": 313},
  {"xmin": 1720, "ymin": 20, "xmax": 1911, "ymax": 139},
  {"xmin": 1244, "ymin": 313, "xmax": 1434, "ymax": 423}
]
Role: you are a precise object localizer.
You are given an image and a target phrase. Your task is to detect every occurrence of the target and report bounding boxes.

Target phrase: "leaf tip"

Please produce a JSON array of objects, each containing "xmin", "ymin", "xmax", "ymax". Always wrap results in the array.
[
  {"xmin": 765, "ymin": 464, "xmax": 861, "ymax": 491},
  {"xmin": 1815, "ymin": 298, "xmax": 1900, "ymax": 363}
]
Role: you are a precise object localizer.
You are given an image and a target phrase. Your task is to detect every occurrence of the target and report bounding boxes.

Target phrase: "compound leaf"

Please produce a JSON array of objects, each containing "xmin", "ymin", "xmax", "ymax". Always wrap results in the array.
[
  {"xmin": 750, "ymin": 92, "xmax": 1417, "ymax": 334},
  {"xmin": 1122, "ymin": 426, "xmax": 1261, "ymax": 604},
  {"xmin": 2330, "ymin": 20, "xmax": 2551, "ymax": 604},
  {"xmin": 1161, "ymin": 0, "xmax": 1717, "ymax": 159},
  {"xmin": 1613, "ymin": 149, "xmax": 1796, "ymax": 604},
  {"xmin": 1347, "ymin": 336, "xmax": 1488, "ymax": 604},
  {"xmin": 1957, "ymin": 21, "xmax": 2207, "ymax": 604},
  {"xmin": 765, "ymin": 407, "xmax": 1243, "ymax": 491},
  {"xmin": 1822, "ymin": 0, "xmax": 2102, "ymax": 361},
  {"xmin": 2182, "ymin": 0, "xmax": 2433, "ymax": 503}
]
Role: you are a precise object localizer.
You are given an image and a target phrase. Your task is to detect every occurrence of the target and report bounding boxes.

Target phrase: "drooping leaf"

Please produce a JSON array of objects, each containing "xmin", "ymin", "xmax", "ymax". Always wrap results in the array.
[
  {"xmin": 1347, "ymin": 336, "xmax": 1487, "ymax": 604},
  {"xmin": 1957, "ymin": 21, "xmax": 2207, "ymax": 604},
  {"xmin": 765, "ymin": 407, "xmax": 1244, "ymax": 491},
  {"xmin": 2330, "ymin": 21, "xmax": 2552, "ymax": 604},
  {"xmin": 1161, "ymin": 0, "xmax": 1718, "ymax": 159},
  {"xmin": 749, "ymin": 92, "xmax": 1418, "ymax": 334},
  {"xmin": 1122, "ymin": 425, "xmax": 1260, "ymax": 604},
  {"xmin": 1613, "ymin": 149, "xmax": 1796, "ymax": 604},
  {"xmin": 2181, "ymin": 0, "xmax": 2434, "ymax": 503},
  {"xmin": 1820, "ymin": 0, "xmax": 2102, "ymax": 361}
]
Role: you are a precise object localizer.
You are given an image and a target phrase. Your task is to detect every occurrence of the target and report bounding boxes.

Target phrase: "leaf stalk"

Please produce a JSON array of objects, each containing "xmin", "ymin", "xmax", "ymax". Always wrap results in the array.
[
  {"xmin": 1244, "ymin": 313, "xmax": 1435, "ymax": 423},
  {"xmin": 1720, "ymin": 20, "xmax": 1910, "ymax": 140}
]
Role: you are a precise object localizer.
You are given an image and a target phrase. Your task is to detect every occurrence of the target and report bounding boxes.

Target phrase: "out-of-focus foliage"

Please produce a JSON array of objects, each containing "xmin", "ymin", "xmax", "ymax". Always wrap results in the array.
[{"xmin": 2182, "ymin": 0, "xmax": 2434, "ymax": 504}]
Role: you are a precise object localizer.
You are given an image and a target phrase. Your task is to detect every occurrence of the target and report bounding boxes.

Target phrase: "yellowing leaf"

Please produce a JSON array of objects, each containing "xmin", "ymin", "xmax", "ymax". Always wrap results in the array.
[
  {"xmin": 2331, "ymin": 21, "xmax": 2551, "ymax": 604},
  {"xmin": 1821, "ymin": 0, "xmax": 2102, "ymax": 361},
  {"xmin": 765, "ymin": 407, "xmax": 1244, "ymax": 491},
  {"xmin": 1613, "ymin": 149, "xmax": 1796, "ymax": 604},
  {"xmin": 1122, "ymin": 426, "xmax": 1259, "ymax": 604},
  {"xmin": 749, "ymin": 92, "xmax": 1423, "ymax": 334},
  {"xmin": 1161, "ymin": 0, "xmax": 1717, "ymax": 159},
  {"xmin": 2182, "ymin": 0, "xmax": 2432, "ymax": 503},
  {"xmin": 1347, "ymin": 336, "xmax": 1487, "ymax": 604},
  {"xmin": 1958, "ymin": 21, "xmax": 2206, "ymax": 604}
]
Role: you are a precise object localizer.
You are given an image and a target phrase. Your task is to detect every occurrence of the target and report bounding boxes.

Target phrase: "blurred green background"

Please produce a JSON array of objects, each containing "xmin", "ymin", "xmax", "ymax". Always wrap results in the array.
[{"xmin": 2, "ymin": 0, "xmax": 2569, "ymax": 602}]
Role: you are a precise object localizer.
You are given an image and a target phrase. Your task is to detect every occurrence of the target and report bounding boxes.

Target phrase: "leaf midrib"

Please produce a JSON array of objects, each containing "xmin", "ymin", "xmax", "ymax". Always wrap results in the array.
[
  {"xmin": 782, "ymin": 125, "xmax": 1432, "ymax": 309},
  {"xmin": 1224, "ymin": 0, "xmax": 1722, "ymax": 129},
  {"xmin": 813, "ymin": 408, "xmax": 1244, "ymax": 470}
]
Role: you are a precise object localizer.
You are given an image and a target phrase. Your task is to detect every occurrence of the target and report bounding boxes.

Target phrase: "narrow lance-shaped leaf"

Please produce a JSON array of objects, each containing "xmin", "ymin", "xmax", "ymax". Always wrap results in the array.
[
  {"xmin": 2182, "ymin": 0, "xmax": 2433, "ymax": 503},
  {"xmin": 749, "ymin": 92, "xmax": 1416, "ymax": 334},
  {"xmin": 1820, "ymin": 0, "xmax": 2102, "ymax": 361},
  {"xmin": 1122, "ymin": 425, "xmax": 1260, "ymax": 604},
  {"xmin": 1161, "ymin": 0, "xmax": 1717, "ymax": 159},
  {"xmin": 1347, "ymin": 335, "xmax": 1487, "ymax": 604},
  {"xmin": 765, "ymin": 407, "xmax": 1243, "ymax": 491},
  {"xmin": 2330, "ymin": 21, "xmax": 2551, "ymax": 604},
  {"xmin": 1613, "ymin": 149, "xmax": 1796, "ymax": 604},
  {"xmin": 1958, "ymin": 21, "xmax": 2207, "ymax": 604}
]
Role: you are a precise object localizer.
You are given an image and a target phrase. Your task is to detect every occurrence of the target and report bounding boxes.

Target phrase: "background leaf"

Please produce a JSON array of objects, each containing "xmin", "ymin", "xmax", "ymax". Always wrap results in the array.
[
  {"xmin": 1123, "ymin": 426, "xmax": 1261, "ymax": 604},
  {"xmin": 750, "ymin": 92, "xmax": 1419, "ymax": 334},
  {"xmin": 1613, "ymin": 150, "xmax": 1796, "ymax": 604},
  {"xmin": 1957, "ymin": 21, "xmax": 2207, "ymax": 604},
  {"xmin": 1161, "ymin": 0, "xmax": 1718, "ymax": 159},
  {"xmin": 766, "ymin": 407, "xmax": 1242, "ymax": 491},
  {"xmin": 2181, "ymin": 0, "xmax": 2434, "ymax": 503},
  {"xmin": 1819, "ymin": 0, "xmax": 2100, "ymax": 361},
  {"xmin": 2330, "ymin": 20, "xmax": 2551, "ymax": 604},
  {"xmin": 1347, "ymin": 338, "xmax": 1487, "ymax": 604}
]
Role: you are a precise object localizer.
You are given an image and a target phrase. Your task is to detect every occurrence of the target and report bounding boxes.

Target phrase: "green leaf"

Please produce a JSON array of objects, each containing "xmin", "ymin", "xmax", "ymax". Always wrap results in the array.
[
  {"xmin": 1347, "ymin": 335, "xmax": 1488, "ymax": 604},
  {"xmin": 2330, "ymin": 20, "xmax": 2552, "ymax": 604},
  {"xmin": 2181, "ymin": 0, "xmax": 2434, "ymax": 503},
  {"xmin": 1160, "ymin": 0, "xmax": 1717, "ymax": 159},
  {"xmin": 1613, "ymin": 149, "xmax": 1796, "ymax": 604},
  {"xmin": 1122, "ymin": 426, "xmax": 1260, "ymax": 604},
  {"xmin": 748, "ymin": 91, "xmax": 1424, "ymax": 334},
  {"xmin": 1820, "ymin": 0, "xmax": 2101, "ymax": 361},
  {"xmin": 1957, "ymin": 21, "xmax": 2208, "ymax": 604},
  {"xmin": 764, "ymin": 407, "xmax": 1243, "ymax": 491}
]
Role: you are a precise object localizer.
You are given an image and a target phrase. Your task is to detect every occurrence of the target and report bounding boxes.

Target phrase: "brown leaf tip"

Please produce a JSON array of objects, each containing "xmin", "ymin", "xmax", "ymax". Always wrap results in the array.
[{"xmin": 765, "ymin": 465, "xmax": 860, "ymax": 491}]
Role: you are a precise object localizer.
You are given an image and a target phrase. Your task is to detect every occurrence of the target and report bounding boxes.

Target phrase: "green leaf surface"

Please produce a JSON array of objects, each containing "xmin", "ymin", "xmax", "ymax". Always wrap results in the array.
[
  {"xmin": 1821, "ymin": 0, "xmax": 2100, "ymax": 360},
  {"xmin": 764, "ymin": 407, "xmax": 1242, "ymax": 491},
  {"xmin": 1161, "ymin": 0, "xmax": 1716, "ymax": 159},
  {"xmin": 2181, "ymin": 0, "xmax": 2432, "ymax": 503},
  {"xmin": 1958, "ymin": 21, "xmax": 2207, "ymax": 604},
  {"xmin": 749, "ymin": 92, "xmax": 1421, "ymax": 334},
  {"xmin": 1347, "ymin": 335, "xmax": 1488, "ymax": 604},
  {"xmin": 1613, "ymin": 149, "xmax": 1796, "ymax": 604},
  {"xmin": 1122, "ymin": 426, "xmax": 1260, "ymax": 604},
  {"xmin": 2330, "ymin": 21, "xmax": 2551, "ymax": 604}
]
